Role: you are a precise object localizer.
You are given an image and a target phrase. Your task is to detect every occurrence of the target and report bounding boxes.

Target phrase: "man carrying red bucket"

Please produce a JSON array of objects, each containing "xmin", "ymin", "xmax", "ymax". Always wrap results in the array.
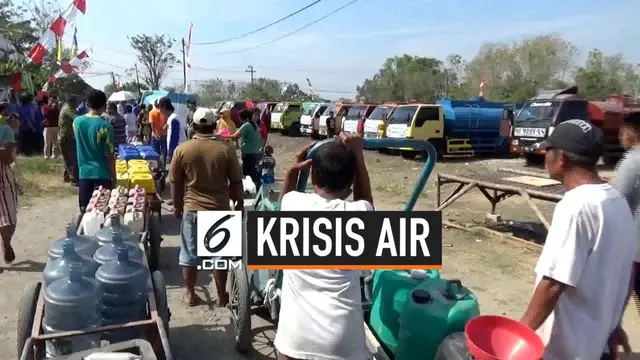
[{"xmin": 518, "ymin": 120, "xmax": 635, "ymax": 359}]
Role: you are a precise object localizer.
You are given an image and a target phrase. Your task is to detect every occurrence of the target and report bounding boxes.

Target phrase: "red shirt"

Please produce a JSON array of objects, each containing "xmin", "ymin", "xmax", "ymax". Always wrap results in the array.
[
  {"xmin": 259, "ymin": 121, "xmax": 268, "ymax": 142},
  {"xmin": 41, "ymin": 104, "xmax": 60, "ymax": 128}
]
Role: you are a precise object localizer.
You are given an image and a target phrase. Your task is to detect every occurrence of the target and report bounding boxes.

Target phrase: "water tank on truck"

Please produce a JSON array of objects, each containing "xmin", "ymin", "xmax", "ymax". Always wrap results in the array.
[
  {"xmin": 511, "ymin": 86, "xmax": 625, "ymax": 166},
  {"xmin": 437, "ymin": 97, "xmax": 513, "ymax": 156}
]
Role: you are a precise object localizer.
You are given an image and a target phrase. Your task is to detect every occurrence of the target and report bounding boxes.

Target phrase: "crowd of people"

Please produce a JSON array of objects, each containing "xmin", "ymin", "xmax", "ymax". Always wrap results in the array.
[{"xmin": 3, "ymin": 86, "xmax": 640, "ymax": 359}]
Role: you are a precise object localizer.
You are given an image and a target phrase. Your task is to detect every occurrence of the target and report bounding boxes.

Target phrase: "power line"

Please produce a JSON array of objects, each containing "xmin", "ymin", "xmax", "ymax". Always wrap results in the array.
[
  {"xmin": 213, "ymin": 0, "xmax": 361, "ymax": 55},
  {"xmin": 192, "ymin": 0, "xmax": 323, "ymax": 46}
]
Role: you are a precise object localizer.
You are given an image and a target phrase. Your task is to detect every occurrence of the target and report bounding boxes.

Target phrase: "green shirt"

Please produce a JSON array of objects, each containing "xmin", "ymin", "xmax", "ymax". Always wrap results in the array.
[
  {"xmin": 74, "ymin": 114, "xmax": 115, "ymax": 180},
  {"xmin": 58, "ymin": 104, "xmax": 75, "ymax": 142},
  {"xmin": 238, "ymin": 122, "xmax": 262, "ymax": 155}
]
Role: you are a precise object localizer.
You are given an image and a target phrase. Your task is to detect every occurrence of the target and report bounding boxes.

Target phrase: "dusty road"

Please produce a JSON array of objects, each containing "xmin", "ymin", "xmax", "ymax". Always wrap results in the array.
[{"xmin": 0, "ymin": 133, "xmax": 638, "ymax": 359}]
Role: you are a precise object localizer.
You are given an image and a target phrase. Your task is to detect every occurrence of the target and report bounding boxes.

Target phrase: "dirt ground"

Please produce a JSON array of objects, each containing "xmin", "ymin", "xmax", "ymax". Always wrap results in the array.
[{"xmin": 0, "ymin": 133, "xmax": 638, "ymax": 359}]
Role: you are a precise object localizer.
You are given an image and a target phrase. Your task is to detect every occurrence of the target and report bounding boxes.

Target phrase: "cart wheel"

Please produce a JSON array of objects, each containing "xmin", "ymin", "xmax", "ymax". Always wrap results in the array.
[
  {"xmin": 147, "ymin": 215, "xmax": 162, "ymax": 272},
  {"xmin": 152, "ymin": 271, "xmax": 171, "ymax": 336},
  {"xmin": 229, "ymin": 265, "xmax": 251, "ymax": 354},
  {"xmin": 17, "ymin": 282, "xmax": 41, "ymax": 359}
]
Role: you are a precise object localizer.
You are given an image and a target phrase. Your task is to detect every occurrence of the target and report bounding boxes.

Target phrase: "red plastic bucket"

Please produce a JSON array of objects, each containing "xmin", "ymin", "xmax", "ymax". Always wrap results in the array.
[{"xmin": 465, "ymin": 315, "xmax": 544, "ymax": 360}]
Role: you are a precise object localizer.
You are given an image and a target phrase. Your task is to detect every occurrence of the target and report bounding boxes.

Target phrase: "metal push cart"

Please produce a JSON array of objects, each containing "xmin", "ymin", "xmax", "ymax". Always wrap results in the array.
[
  {"xmin": 226, "ymin": 138, "xmax": 438, "ymax": 355},
  {"xmin": 18, "ymin": 196, "xmax": 171, "ymax": 360}
]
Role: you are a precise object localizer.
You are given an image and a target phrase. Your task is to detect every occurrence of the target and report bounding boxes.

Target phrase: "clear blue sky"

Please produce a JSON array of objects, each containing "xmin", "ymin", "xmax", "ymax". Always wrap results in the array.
[{"xmin": 64, "ymin": 0, "xmax": 639, "ymax": 100}]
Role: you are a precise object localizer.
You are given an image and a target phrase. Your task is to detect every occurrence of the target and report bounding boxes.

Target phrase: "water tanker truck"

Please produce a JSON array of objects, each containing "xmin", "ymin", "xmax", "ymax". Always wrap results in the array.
[
  {"xmin": 384, "ymin": 97, "xmax": 517, "ymax": 159},
  {"xmin": 510, "ymin": 86, "xmax": 634, "ymax": 166}
]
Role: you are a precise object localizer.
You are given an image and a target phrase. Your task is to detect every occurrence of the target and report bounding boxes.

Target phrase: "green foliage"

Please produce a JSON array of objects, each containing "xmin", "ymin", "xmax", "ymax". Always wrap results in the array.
[
  {"xmin": 128, "ymin": 34, "xmax": 177, "ymax": 89},
  {"xmin": 103, "ymin": 81, "xmax": 148, "ymax": 98},
  {"xmin": 358, "ymin": 34, "xmax": 639, "ymax": 103},
  {"xmin": 574, "ymin": 49, "xmax": 640, "ymax": 101},
  {"xmin": 196, "ymin": 77, "xmax": 312, "ymax": 107},
  {"xmin": 356, "ymin": 55, "xmax": 445, "ymax": 103},
  {"xmin": 0, "ymin": 0, "xmax": 38, "ymax": 56},
  {"xmin": 0, "ymin": 0, "xmax": 92, "ymax": 98}
]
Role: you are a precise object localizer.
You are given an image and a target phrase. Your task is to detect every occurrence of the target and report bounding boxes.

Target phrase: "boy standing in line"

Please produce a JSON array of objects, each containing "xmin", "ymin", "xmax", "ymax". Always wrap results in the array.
[{"xmin": 74, "ymin": 90, "xmax": 116, "ymax": 213}]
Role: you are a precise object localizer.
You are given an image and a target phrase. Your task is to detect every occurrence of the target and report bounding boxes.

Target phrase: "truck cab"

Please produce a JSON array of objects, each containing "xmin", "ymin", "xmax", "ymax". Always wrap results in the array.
[
  {"xmin": 385, "ymin": 104, "xmax": 444, "ymax": 159},
  {"xmin": 511, "ymin": 87, "xmax": 592, "ymax": 165},
  {"xmin": 271, "ymin": 102, "xmax": 303, "ymax": 135},
  {"xmin": 342, "ymin": 103, "xmax": 376, "ymax": 135},
  {"xmin": 300, "ymin": 103, "xmax": 330, "ymax": 137},
  {"xmin": 318, "ymin": 102, "xmax": 352, "ymax": 137},
  {"xmin": 363, "ymin": 103, "xmax": 397, "ymax": 139}
]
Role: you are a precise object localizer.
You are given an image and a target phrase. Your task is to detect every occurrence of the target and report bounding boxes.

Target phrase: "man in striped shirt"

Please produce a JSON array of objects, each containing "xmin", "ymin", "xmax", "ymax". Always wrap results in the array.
[
  {"xmin": 103, "ymin": 102, "xmax": 127, "ymax": 146},
  {"xmin": 615, "ymin": 111, "xmax": 640, "ymax": 309}
]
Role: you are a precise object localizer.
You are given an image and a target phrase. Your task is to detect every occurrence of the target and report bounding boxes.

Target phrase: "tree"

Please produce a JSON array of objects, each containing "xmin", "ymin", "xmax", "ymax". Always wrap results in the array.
[
  {"xmin": 443, "ymin": 53, "xmax": 468, "ymax": 99},
  {"xmin": 129, "ymin": 34, "xmax": 177, "ymax": 89},
  {"xmin": 574, "ymin": 49, "xmax": 640, "ymax": 100},
  {"xmin": 357, "ymin": 55, "xmax": 445, "ymax": 103},
  {"xmin": 103, "ymin": 81, "xmax": 147, "ymax": 98},
  {"xmin": 280, "ymin": 83, "xmax": 311, "ymax": 101},
  {"xmin": 25, "ymin": 0, "xmax": 59, "ymax": 35},
  {"xmin": 0, "ymin": 0, "xmax": 38, "ymax": 56}
]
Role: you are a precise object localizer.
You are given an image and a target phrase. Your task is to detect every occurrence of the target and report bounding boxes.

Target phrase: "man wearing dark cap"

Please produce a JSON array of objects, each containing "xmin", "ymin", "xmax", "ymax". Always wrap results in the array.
[
  {"xmin": 169, "ymin": 107, "xmax": 244, "ymax": 307},
  {"xmin": 520, "ymin": 119, "xmax": 636, "ymax": 359}
]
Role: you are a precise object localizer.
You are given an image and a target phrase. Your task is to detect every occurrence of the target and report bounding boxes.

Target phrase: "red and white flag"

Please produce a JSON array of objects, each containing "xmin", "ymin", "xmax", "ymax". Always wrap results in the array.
[
  {"xmin": 29, "ymin": 0, "xmax": 87, "ymax": 64},
  {"xmin": 479, "ymin": 77, "xmax": 486, "ymax": 97},
  {"xmin": 186, "ymin": 23, "xmax": 193, "ymax": 68},
  {"xmin": 39, "ymin": 49, "xmax": 91, "ymax": 96},
  {"xmin": 306, "ymin": 78, "xmax": 315, "ymax": 99},
  {"xmin": 184, "ymin": 23, "xmax": 193, "ymax": 93}
]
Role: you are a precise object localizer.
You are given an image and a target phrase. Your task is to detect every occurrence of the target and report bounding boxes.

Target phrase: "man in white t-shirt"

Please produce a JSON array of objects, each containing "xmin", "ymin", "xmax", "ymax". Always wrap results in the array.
[
  {"xmin": 274, "ymin": 133, "xmax": 373, "ymax": 360},
  {"xmin": 520, "ymin": 119, "xmax": 637, "ymax": 360}
]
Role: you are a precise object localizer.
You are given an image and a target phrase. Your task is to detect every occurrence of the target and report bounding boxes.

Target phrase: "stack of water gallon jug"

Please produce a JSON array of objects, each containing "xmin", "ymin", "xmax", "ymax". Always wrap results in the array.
[
  {"xmin": 41, "ymin": 218, "xmax": 148, "ymax": 357},
  {"xmin": 82, "ymin": 186, "xmax": 146, "ymax": 234},
  {"xmin": 116, "ymin": 143, "xmax": 159, "ymax": 194},
  {"xmin": 367, "ymin": 269, "xmax": 481, "ymax": 360}
]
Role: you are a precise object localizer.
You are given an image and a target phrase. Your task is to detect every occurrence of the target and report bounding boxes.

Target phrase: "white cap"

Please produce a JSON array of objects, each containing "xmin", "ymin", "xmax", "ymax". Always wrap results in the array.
[{"xmin": 193, "ymin": 107, "xmax": 217, "ymax": 126}]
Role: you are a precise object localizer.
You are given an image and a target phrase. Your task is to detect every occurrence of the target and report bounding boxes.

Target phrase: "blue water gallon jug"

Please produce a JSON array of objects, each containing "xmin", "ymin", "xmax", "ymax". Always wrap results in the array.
[
  {"xmin": 95, "ymin": 214, "xmax": 139, "ymax": 246},
  {"xmin": 48, "ymin": 223, "xmax": 99, "ymax": 260},
  {"xmin": 94, "ymin": 230, "xmax": 144, "ymax": 266},
  {"xmin": 119, "ymin": 150, "xmax": 142, "ymax": 161},
  {"xmin": 369, "ymin": 269, "xmax": 440, "ymax": 355},
  {"xmin": 139, "ymin": 150, "xmax": 160, "ymax": 169},
  {"xmin": 43, "ymin": 263, "xmax": 102, "ymax": 356},
  {"xmin": 43, "ymin": 239, "xmax": 97, "ymax": 286},
  {"xmin": 135, "ymin": 145, "xmax": 155, "ymax": 153},
  {"xmin": 395, "ymin": 279, "xmax": 480, "ymax": 360},
  {"xmin": 95, "ymin": 245, "xmax": 149, "ymax": 342},
  {"xmin": 118, "ymin": 143, "xmax": 137, "ymax": 153}
]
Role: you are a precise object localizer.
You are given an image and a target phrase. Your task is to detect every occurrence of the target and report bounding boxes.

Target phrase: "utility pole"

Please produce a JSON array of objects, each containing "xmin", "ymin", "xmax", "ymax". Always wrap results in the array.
[
  {"xmin": 181, "ymin": 38, "xmax": 187, "ymax": 92},
  {"xmin": 134, "ymin": 63, "xmax": 142, "ymax": 98},
  {"xmin": 110, "ymin": 72, "xmax": 116, "ymax": 87},
  {"xmin": 246, "ymin": 65, "xmax": 255, "ymax": 87}
]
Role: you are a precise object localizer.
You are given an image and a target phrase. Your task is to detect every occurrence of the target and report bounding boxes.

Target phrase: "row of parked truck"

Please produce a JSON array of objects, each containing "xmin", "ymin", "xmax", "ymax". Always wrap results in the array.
[
  {"xmin": 220, "ymin": 98, "xmax": 519, "ymax": 160},
  {"xmin": 216, "ymin": 86, "xmax": 639, "ymax": 164}
]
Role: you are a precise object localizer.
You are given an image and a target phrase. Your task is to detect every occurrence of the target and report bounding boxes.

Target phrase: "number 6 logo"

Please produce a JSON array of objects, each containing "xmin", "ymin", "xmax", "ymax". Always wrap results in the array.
[{"xmin": 204, "ymin": 214, "xmax": 235, "ymax": 254}]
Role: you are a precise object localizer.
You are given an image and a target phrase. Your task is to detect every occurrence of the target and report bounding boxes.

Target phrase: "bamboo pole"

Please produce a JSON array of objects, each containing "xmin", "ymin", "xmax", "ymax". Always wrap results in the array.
[
  {"xmin": 436, "ymin": 182, "xmax": 478, "ymax": 211},
  {"xmin": 438, "ymin": 173, "xmax": 563, "ymax": 202},
  {"xmin": 496, "ymin": 167, "xmax": 550, "ymax": 179}
]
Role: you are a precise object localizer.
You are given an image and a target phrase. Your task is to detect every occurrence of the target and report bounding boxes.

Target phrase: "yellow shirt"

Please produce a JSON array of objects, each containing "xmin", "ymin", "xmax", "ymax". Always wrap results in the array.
[
  {"xmin": 216, "ymin": 118, "xmax": 237, "ymax": 134},
  {"xmin": 216, "ymin": 118, "xmax": 238, "ymax": 147}
]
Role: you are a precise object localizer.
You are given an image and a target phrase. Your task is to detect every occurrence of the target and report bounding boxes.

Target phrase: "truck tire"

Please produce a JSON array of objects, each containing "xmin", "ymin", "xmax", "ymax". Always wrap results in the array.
[
  {"xmin": 524, "ymin": 154, "xmax": 543, "ymax": 167},
  {"xmin": 401, "ymin": 151, "xmax": 419, "ymax": 160},
  {"xmin": 290, "ymin": 122, "xmax": 301, "ymax": 137}
]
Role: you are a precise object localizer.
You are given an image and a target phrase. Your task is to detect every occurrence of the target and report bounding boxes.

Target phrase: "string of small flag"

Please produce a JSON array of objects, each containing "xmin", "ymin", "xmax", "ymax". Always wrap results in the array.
[
  {"xmin": 40, "ymin": 49, "xmax": 91, "ymax": 96},
  {"xmin": 29, "ymin": 0, "xmax": 86, "ymax": 64}
]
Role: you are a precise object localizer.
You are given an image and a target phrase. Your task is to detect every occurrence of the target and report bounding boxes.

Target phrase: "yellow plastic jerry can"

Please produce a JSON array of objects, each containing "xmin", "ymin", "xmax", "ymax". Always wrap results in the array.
[
  {"xmin": 129, "ymin": 173, "xmax": 155, "ymax": 193},
  {"xmin": 116, "ymin": 172, "xmax": 130, "ymax": 189}
]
